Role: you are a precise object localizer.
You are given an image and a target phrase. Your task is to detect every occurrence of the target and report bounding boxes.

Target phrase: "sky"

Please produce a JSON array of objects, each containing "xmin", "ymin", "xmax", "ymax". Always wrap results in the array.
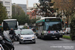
[{"xmin": 12, "ymin": 0, "xmax": 39, "ymax": 7}]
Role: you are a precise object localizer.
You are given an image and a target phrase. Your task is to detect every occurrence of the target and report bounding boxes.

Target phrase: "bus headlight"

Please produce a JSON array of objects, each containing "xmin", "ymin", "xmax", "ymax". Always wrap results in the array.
[
  {"xmin": 43, "ymin": 31, "xmax": 46, "ymax": 33},
  {"xmin": 43, "ymin": 31, "xmax": 48, "ymax": 35}
]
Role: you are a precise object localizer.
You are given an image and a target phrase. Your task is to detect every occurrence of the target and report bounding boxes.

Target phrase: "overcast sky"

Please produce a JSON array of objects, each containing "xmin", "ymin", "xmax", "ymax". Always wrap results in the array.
[{"xmin": 12, "ymin": 0, "xmax": 39, "ymax": 7}]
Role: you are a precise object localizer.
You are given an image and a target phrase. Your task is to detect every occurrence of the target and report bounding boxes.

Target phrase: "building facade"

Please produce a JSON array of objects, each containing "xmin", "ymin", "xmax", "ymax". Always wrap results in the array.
[
  {"xmin": 18, "ymin": 4, "xmax": 27, "ymax": 14},
  {"xmin": 0, "ymin": 0, "xmax": 12, "ymax": 18}
]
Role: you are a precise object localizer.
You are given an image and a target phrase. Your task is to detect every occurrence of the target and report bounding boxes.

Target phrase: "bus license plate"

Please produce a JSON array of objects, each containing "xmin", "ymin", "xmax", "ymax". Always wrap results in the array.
[{"xmin": 52, "ymin": 36, "xmax": 55, "ymax": 37}]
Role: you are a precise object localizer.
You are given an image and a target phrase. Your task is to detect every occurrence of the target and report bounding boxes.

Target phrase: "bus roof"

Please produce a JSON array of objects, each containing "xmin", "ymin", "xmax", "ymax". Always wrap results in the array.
[
  {"xmin": 41, "ymin": 17, "xmax": 57, "ymax": 19},
  {"xmin": 3, "ymin": 19, "xmax": 17, "ymax": 21},
  {"xmin": 36, "ymin": 17, "xmax": 61, "ymax": 23}
]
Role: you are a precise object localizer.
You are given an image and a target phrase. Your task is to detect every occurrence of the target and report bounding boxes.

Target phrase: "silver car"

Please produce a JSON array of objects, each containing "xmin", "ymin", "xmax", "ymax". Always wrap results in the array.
[{"xmin": 19, "ymin": 29, "xmax": 36, "ymax": 44}]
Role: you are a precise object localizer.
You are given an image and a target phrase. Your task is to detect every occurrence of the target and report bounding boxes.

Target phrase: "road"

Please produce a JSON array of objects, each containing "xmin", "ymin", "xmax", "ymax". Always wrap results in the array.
[{"xmin": 14, "ymin": 38, "xmax": 75, "ymax": 50}]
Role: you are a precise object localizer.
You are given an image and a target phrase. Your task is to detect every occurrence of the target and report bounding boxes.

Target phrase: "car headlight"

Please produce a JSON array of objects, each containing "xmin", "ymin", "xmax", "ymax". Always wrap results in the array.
[
  {"xmin": 32, "ymin": 36, "xmax": 34, "ymax": 39},
  {"xmin": 20, "ymin": 37, "xmax": 23, "ymax": 39}
]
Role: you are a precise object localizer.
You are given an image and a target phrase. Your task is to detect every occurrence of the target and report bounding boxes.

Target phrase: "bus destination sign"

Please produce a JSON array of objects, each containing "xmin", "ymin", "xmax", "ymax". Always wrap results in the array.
[{"xmin": 45, "ymin": 18, "xmax": 61, "ymax": 22}]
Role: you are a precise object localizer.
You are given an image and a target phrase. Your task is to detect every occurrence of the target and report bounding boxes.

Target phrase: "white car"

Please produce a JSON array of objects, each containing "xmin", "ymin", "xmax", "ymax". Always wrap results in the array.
[
  {"xmin": 19, "ymin": 29, "xmax": 36, "ymax": 44},
  {"xmin": 64, "ymin": 27, "xmax": 70, "ymax": 34}
]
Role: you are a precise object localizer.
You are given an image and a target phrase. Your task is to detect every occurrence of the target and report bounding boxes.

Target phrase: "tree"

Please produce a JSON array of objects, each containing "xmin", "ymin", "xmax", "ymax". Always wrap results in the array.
[
  {"xmin": 30, "ymin": 17, "xmax": 40, "ymax": 24},
  {"xmin": 54, "ymin": 0, "xmax": 75, "ymax": 25},
  {"xmin": 36, "ymin": 0, "xmax": 58, "ymax": 17},
  {"xmin": 70, "ymin": 16, "xmax": 75, "ymax": 41},
  {"xmin": 12, "ymin": 5, "xmax": 25, "ymax": 16},
  {"xmin": 0, "ymin": 2, "xmax": 7, "ymax": 23},
  {"xmin": 12, "ymin": 5, "xmax": 30, "ymax": 25},
  {"xmin": 12, "ymin": 14, "xmax": 30, "ymax": 25}
]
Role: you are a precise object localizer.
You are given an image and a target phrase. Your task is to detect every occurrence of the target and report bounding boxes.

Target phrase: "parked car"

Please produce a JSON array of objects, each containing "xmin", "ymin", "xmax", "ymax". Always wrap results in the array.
[
  {"xmin": 19, "ymin": 29, "xmax": 36, "ymax": 44},
  {"xmin": 15, "ymin": 30, "xmax": 20, "ymax": 41},
  {"xmin": 64, "ymin": 27, "xmax": 70, "ymax": 34},
  {"xmin": 59, "ymin": 29, "xmax": 65, "ymax": 35}
]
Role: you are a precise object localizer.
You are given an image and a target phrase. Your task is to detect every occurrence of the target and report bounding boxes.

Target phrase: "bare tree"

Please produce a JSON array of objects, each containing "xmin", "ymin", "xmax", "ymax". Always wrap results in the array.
[{"xmin": 54, "ymin": 0, "xmax": 75, "ymax": 25}]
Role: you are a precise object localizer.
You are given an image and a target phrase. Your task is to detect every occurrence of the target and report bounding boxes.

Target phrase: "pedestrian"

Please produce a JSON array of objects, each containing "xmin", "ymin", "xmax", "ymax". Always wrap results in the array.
[{"xmin": 9, "ymin": 28, "xmax": 16, "ymax": 41}]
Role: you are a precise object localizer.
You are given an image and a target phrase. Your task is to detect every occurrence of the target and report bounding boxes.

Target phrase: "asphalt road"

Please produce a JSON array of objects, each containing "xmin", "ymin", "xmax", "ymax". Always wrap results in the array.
[{"xmin": 13, "ymin": 38, "xmax": 75, "ymax": 50}]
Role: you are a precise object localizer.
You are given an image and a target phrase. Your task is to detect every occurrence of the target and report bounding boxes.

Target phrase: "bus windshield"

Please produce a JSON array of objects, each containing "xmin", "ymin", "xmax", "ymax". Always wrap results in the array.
[
  {"xmin": 45, "ymin": 22, "xmax": 61, "ymax": 31},
  {"xmin": 3, "ymin": 21, "xmax": 17, "ymax": 30}
]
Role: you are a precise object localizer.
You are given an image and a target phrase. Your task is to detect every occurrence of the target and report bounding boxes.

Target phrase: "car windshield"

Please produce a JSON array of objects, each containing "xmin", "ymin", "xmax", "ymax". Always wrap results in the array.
[
  {"xmin": 45, "ymin": 22, "xmax": 62, "ymax": 31},
  {"xmin": 21, "ymin": 30, "xmax": 33, "ymax": 35}
]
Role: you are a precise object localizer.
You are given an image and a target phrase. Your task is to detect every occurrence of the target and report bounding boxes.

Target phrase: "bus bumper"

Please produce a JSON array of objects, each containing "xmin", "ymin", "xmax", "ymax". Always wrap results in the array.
[{"xmin": 44, "ymin": 33, "xmax": 62, "ymax": 38}]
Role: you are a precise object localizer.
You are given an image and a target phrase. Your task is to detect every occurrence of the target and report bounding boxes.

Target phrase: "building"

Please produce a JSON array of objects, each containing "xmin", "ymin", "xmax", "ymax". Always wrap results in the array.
[
  {"xmin": 0, "ymin": 0, "xmax": 12, "ymax": 18},
  {"xmin": 18, "ymin": 4, "xmax": 27, "ymax": 14}
]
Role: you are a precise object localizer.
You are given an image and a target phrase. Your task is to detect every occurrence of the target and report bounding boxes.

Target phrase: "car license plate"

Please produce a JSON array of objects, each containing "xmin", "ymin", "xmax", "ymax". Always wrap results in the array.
[
  {"xmin": 25, "ymin": 41, "xmax": 30, "ymax": 43},
  {"xmin": 26, "ymin": 38, "xmax": 29, "ymax": 39}
]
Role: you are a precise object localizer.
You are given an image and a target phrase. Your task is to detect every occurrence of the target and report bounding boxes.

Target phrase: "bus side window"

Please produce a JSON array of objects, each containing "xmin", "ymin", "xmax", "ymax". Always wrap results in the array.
[
  {"xmin": 43, "ymin": 25, "xmax": 46, "ymax": 30},
  {"xmin": 36, "ymin": 27, "xmax": 38, "ymax": 30}
]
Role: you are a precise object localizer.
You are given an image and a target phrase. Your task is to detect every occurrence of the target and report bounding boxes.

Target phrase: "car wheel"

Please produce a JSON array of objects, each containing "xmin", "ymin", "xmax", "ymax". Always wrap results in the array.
[
  {"xmin": 19, "ymin": 40, "xmax": 22, "ymax": 44},
  {"xmin": 33, "ymin": 41, "xmax": 36, "ymax": 44},
  {"xmin": 19, "ymin": 42, "xmax": 22, "ymax": 44}
]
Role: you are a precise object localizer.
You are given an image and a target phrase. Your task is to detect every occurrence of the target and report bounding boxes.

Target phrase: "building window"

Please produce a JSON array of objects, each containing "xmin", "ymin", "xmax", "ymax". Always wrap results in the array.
[
  {"xmin": 6, "ymin": 6, "xmax": 10, "ymax": 10},
  {"xmin": 7, "ymin": 11, "xmax": 10, "ymax": 16},
  {"xmin": 5, "ymin": 1, "xmax": 10, "ymax": 5},
  {"xmin": 0, "ymin": 1, "xmax": 3, "ymax": 4}
]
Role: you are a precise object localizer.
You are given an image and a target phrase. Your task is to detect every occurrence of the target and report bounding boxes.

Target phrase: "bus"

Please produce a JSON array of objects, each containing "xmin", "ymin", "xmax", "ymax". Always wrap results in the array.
[
  {"xmin": 36, "ymin": 17, "xmax": 63, "ymax": 40},
  {"xmin": 2, "ymin": 19, "xmax": 18, "ymax": 30}
]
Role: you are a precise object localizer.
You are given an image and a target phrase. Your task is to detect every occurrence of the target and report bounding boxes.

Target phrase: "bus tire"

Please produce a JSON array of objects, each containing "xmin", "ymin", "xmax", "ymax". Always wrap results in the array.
[
  {"xmin": 57, "ymin": 37, "xmax": 60, "ymax": 40},
  {"xmin": 42, "ymin": 36, "xmax": 46, "ymax": 40}
]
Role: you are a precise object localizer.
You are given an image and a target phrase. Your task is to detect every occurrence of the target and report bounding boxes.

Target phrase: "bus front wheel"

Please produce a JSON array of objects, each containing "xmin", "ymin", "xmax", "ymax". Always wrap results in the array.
[{"xmin": 57, "ymin": 37, "xmax": 60, "ymax": 40}]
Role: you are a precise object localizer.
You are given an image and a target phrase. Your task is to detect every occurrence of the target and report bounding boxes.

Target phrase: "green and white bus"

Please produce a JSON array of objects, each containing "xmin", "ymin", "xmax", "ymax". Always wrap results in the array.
[{"xmin": 36, "ymin": 17, "xmax": 63, "ymax": 40}]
